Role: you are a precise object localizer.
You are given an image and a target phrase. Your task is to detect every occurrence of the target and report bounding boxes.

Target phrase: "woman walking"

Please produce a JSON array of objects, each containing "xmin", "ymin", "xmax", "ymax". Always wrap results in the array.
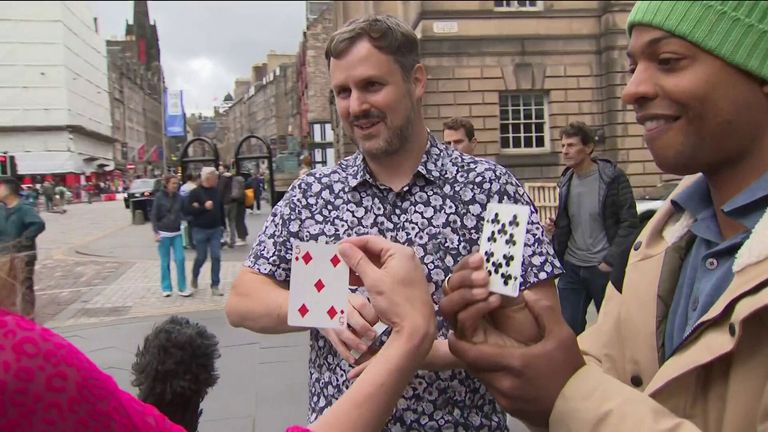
[{"xmin": 150, "ymin": 175, "xmax": 190, "ymax": 297}]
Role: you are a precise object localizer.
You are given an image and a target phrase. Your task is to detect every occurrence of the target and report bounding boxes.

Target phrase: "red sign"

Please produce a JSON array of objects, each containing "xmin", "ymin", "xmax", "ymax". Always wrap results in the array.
[{"xmin": 127, "ymin": 163, "xmax": 136, "ymax": 170}]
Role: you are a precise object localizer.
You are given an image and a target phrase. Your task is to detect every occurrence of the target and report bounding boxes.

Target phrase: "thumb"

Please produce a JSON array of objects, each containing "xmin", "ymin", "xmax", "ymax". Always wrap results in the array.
[
  {"xmin": 338, "ymin": 243, "xmax": 379, "ymax": 282},
  {"xmin": 522, "ymin": 290, "xmax": 561, "ymax": 337}
]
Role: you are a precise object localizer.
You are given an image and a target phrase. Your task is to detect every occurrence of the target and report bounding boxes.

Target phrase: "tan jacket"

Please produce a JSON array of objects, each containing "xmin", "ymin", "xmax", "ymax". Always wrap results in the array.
[{"xmin": 550, "ymin": 176, "xmax": 768, "ymax": 431}]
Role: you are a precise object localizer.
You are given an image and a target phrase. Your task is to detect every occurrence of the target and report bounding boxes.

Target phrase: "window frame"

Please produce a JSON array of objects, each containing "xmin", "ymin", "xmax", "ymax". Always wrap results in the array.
[
  {"xmin": 493, "ymin": 0, "xmax": 542, "ymax": 11},
  {"xmin": 310, "ymin": 121, "xmax": 334, "ymax": 143},
  {"xmin": 498, "ymin": 92, "xmax": 551, "ymax": 155}
]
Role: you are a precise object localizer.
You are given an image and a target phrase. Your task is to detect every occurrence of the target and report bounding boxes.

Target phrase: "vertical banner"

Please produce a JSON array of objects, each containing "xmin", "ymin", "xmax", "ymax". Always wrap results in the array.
[{"xmin": 164, "ymin": 90, "xmax": 186, "ymax": 137}]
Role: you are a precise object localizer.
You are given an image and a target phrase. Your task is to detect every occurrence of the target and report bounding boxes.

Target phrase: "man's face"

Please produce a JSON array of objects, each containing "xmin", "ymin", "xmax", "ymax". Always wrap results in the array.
[
  {"xmin": 443, "ymin": 128, "xmax": 477, "ymax": 155},
  {"xmin": 560, "ymin": 136, "xmax": 592, "ymax": 169},
  {"xmin": 330, "ymin": 38, "xmax": 426, "ymax": 161},
  {"xmin": 204, "ymin": 173, "xmax": 218, "ymax": 188},
  {"xmin": 623, "ymin": 26, "xmax": 768, "ymax": 176}
]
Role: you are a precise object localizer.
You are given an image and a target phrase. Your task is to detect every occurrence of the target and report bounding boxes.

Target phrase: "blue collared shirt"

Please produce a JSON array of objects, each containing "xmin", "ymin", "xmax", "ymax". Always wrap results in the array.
[
  {"xmin": 664, "ymin": 172, "xmax": 768, "ymax": 360},
  {"xmin": 246, "ymin": 134, "xmax": 562, "ymax": 431}
]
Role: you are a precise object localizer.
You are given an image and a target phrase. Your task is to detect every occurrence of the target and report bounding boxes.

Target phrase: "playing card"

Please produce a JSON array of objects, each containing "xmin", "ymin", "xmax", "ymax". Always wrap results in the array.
[
  {"xmin": 287, "ymin": 241, "xmax": 349, "ymax": 328},
  {"xmin": 479, "ymin": 203, "xmax": 530, "ymax": 297},
  {"xmin": 350, "ymin": 321, "xmax": 390, "ymax": 360}
]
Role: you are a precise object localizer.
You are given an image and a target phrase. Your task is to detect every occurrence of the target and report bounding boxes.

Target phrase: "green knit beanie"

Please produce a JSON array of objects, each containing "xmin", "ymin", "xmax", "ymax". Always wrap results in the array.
[{"xmin": 627, "ymin": 1, "xmax": 768, "ymax": 82}]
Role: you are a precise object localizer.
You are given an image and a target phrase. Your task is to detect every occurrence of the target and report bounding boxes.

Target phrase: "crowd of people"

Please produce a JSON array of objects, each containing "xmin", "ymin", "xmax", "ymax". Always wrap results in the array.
[{"xmin": 1, "ymin": 1, "xmax": 767, "ymax": 431}]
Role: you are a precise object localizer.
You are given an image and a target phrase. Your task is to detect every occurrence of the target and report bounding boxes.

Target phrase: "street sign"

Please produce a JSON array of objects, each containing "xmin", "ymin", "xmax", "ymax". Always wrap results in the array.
[
  {"xmin": 127, "ymin": 163, "xmax": 136, "ymax": 170},
  {"xmin": 0, "ymin": 154, "xmax": 17, "ymax": 177}
]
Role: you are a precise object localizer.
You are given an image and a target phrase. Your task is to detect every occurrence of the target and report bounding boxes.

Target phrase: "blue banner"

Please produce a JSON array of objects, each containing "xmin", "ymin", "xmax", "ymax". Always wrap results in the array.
[{"xmin": 164, "ymin": 90, "xmax": 186, "ymax": 137}]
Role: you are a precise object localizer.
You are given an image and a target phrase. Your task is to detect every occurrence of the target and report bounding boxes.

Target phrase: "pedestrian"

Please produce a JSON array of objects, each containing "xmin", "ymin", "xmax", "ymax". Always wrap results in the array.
[
  {"xmin": 184, "ymin": 167, "xmax": 225, "ymax": 297},
  {"xmin": 150, "ymin": 175, "xmax": 190, "ymax": 298},
  {"xmin": 179, "ymin": 172, "xmax": 198, "ymax": 249},
  {"xmin": 246, "ymin": 169, "xmax": 264, "ymax": 214},
  {"xmin": 441, "ymin": 2, "xmax": 768, "ymax": 431},
  {"xmin": 226, "ymin": 15, "xmax": 561, "ymax": 430},
  {"xmin": 41, "ymin": 181, "xmax": 54, "ymax": 212},
  {"xmin": 543, "ymin": 121, "xmax": 638, "ymax": 334},
  {"xmin": 298, "ymin": 154, "xmax": 312, "ymax": 177},
  {"xmin": 0, "ymin": 176, "xmax": 45, "ymax": 319},
  {"xmin": 230, "ymin": 174, "xmax": 248, "ymax": 246},
  {"xmin": 442, "ymin": 117, "xmax": 478, "ymax": 155},
  {"xmin": 217, "ymin": 163, "xmax": 234, "ymax": 248},
  {"xmin": 53, "ymin": 183, "xmax": 68, "ymax": 214}
]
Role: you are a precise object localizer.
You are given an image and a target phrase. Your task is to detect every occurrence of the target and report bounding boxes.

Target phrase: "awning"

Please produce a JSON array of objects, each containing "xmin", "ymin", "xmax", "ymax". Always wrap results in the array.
[{"xmin": 11, "ymin": 151, "xmax": 114, "ymax": 175}]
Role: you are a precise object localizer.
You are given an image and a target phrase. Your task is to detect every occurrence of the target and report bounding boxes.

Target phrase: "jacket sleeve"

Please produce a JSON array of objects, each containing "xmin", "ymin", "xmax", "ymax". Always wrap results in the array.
[
  {"xmin": 549, "ymin": 364, "xmax": 701, "ymax": 431},
  {"xmin": 150, "ymin": 195, "xmax": 160, "ymax": 233},
  {"xmin": 184, "ymin": 188, "xmax": 205, "ymax": 216},
  {"xmin": 602, "ymin": 170, "xmax": 639, "ymax": 268},
  {"xmin": 20, "ymin": 208, "xmax": 45, "ymax": 243}
]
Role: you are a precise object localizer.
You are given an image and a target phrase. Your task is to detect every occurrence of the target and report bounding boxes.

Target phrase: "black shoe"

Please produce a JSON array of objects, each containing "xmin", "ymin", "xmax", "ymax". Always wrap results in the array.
[
  {"xmin": 191, "ymin": 278, "xmax": 198, "ymax": 289},
  {"xmin": 211, "ymin": 287, "xmax": 223, "ymax": 296}
]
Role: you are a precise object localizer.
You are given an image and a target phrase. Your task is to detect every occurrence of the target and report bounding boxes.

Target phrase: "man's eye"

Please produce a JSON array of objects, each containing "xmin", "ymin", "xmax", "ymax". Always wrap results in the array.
[{"xmin": 658, "ymin": 57, "xmax": 681, "ymax": 68}]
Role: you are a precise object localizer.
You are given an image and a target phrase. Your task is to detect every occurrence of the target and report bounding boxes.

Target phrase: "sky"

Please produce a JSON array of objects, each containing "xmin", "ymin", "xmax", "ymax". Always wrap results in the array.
[{"xmin": 88, "ymin": 1, "xmax": 307, "ymax": 116}]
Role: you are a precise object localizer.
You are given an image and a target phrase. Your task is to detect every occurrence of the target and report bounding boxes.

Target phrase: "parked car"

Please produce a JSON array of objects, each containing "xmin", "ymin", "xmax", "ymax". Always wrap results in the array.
[
  {"xmin": 124, "ymin": 178, "xmax": 161, "ymax": 223},
  {"xmin": 636, "ymin": 180, "xmax": 680, "ymax": 228}
]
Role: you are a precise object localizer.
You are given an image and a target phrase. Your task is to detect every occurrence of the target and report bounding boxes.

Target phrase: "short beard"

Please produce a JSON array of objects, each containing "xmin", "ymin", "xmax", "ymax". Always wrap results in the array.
[{"xmin": 348, "ymin": 97, "xmax": 416, "ymax": 161}]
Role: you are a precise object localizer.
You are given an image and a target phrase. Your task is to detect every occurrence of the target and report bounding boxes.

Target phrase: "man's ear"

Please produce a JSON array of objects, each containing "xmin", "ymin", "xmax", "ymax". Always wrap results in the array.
[{"xmin": 411, "ymin": 64, "xmax": 427, "ymax": 99}]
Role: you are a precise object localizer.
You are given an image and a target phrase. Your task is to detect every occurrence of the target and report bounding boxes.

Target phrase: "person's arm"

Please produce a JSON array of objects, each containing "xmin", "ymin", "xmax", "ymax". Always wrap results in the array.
[
  {"xmin": 184, "ymin": 188, "xmax": 205, "ymax": 216},
  {"xmin": 601, "ymin": 171, "xmax": 639, "ymax": 269},
  {"xmin": 20, "ymin": 208, "xmax": 45, "ymax": 242},
  {"xmin": 308, "ymin": 237, "xmax": 436, "ymax": 432},
  {"xmin": 226, "ymin": 269, "xmax": 305, "ymax": 334},
  {"xmin": 150, "ymin": 195, "xmax": 161, "ymax": 233}
]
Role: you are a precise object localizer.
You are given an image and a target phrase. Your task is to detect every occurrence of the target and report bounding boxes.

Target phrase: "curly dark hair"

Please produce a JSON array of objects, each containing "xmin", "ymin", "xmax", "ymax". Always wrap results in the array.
[{"xmin": 131, "ymin": 316, "xmax": 220, "ymax": 432}]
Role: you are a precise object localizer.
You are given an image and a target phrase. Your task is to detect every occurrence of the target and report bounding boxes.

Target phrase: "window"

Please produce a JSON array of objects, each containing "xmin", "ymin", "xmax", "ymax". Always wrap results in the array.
[
  {"xmin": 494, "ymin": 1, "xmax": 540, "ymax": 9},
  {"xmin": 499, "ymin": 93, "xmax": 549, "ymax": 152},
  {"xmin": 310, "ymin": 122, "xmax": 334, "ymax": 143}
]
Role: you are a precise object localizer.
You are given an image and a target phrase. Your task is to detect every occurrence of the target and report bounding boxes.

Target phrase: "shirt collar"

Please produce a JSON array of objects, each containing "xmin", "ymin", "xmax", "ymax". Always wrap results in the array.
[
  {"xmin": 346, "ymin": 132, "xmax": 445, "ymax": 189},
  {"xmin": 672, "ymin": 171, "xmax": 768, "ymax": 233}
]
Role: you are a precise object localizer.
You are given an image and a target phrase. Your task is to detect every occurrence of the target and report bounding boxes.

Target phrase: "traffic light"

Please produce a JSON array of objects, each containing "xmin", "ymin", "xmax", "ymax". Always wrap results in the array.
[{"xmin": 0, "ymin": 154, "xmax": 17, "ymax": 177}]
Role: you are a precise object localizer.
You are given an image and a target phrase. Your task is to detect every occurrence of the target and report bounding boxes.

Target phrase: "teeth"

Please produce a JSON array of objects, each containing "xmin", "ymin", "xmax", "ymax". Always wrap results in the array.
[{"xmin": 643, "ymin": 118, "xmax": 670, "ymax": 131}]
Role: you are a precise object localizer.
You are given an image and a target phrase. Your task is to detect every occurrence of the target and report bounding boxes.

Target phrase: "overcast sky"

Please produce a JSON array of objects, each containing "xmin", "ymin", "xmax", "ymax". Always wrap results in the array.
[{"xmin": 88, "ymin": 1, "xmax": 307, "ymax": 116}]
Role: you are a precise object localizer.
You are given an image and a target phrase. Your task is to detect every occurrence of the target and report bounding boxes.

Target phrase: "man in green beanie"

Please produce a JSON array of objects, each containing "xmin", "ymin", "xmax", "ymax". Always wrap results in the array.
[{"xmin": 440, "ymin": 1, "xmax": 768, "ymax": 430}]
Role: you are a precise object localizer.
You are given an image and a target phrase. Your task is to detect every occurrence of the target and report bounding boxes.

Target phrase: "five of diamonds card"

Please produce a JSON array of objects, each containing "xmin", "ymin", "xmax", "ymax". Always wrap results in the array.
[
  {"xmin": 479, "ymin": 203, "xmax": 530, "ymax": 297},
  {"xmin": 287, "ymin": 241, "xmax": 349, "ymax": 329}
]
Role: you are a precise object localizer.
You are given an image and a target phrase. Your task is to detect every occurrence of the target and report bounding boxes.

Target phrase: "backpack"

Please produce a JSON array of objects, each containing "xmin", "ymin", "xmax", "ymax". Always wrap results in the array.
[{"xmin": 231, "ymin": 176, "xmax": 245, "ymax": 202}]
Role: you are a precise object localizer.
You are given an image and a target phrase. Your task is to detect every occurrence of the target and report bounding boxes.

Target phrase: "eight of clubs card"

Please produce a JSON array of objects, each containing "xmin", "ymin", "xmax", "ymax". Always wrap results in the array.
[
  {"xmin": 288, "ymin": 241, "xmax": 349, "ymax": 328},
  {"xmin": 479, "ymin": 203, "xmax": 530, "ymax": 297}
]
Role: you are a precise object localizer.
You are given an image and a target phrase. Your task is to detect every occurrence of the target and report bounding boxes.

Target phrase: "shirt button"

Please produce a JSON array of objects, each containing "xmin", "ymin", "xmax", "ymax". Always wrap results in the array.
[
  {"xmin": 630, "ymin": 374, "xmax": 643, "ymax": 387},
  {"xmin": 728, "ymin": 322, "xmax": 736, "ymax": 337},
  {"xmin": 705, "ymin": 257, "xmax": 718, "ymax": 270},
  {"xmin": 633, "ymin": 241, "xmax": 642, "ymax": 251},
  {"xmin": 691, "ymin": 296, "xmax": 699, "ymax": 312}
]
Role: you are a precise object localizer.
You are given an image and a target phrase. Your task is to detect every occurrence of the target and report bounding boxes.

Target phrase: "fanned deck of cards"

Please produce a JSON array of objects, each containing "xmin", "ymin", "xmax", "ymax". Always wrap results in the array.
[
  {"xmin": 287, "ymin": 241, "xmax": 349, "ymax": 329},
  {"xmin": 479, "ymin": 203, "xmax": 530, "ymax": 297}
]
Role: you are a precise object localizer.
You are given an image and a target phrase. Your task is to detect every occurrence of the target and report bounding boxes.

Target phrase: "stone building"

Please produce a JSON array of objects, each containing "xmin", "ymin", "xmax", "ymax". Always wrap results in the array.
[
  {"xmin": 0, "ymin": 1, "xmax": 115, "ymax": 187},
  {"xmin": 298, "ymin": 3, "xmax": 336, "ymax": 167},
  {"xmin": 331, "ymin": 0, "xmax": 664, "ymax": 194},
  {"xmin": 106, "ymin": 0, "xmax": 165, "ymax": 178}
]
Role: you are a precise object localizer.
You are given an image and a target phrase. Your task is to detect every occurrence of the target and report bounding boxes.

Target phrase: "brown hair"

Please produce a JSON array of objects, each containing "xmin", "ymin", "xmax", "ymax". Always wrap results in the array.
[
  {"xmin": 301, "ymin": 154, "xmax": 312, "ymax": 168},
  {"xmin": 560, "ymin": 121, "xmax": 595, "ymax": 153},
  {"xmin": 163, "ymin": 174, "xmax": 178, "ymax": 186},
  {"xmin": 442, "ymin": 117, "xmax": 476, "ymax": 141},
  {"xmin": 325, "ymin": 15, "xmax": 420, "ymax": 79}
]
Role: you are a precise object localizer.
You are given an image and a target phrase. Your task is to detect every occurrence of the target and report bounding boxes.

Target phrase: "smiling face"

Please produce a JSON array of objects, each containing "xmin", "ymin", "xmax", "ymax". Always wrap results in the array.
[
  {"xmin": 623, "ymin": 26, "xmax": 768, "ymax": 177},
  {"xmin": 330, "ymin": 38, "xmax": 426, "ymax": 161}
]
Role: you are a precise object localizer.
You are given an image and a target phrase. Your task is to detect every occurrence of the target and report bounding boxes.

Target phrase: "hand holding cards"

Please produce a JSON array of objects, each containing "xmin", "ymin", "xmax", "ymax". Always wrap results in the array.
[
  {"xmin": 479, "ymin": 203, "xmax": 530, "ymax": 297},
  {"xmin": 287, "ymin": 241, "xmax": 350, "ymax": 329}
]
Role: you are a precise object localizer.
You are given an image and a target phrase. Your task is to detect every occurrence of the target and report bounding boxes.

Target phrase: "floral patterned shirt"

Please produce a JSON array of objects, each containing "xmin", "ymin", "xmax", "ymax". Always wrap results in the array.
[{"xmin": 246, "ymin": 134, "xmax": 563, "ymax": 431}]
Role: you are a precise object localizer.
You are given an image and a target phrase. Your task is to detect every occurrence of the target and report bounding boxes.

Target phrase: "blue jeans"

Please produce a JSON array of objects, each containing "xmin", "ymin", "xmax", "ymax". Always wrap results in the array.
[
  {"xmin": 557, "ymin": 260, "xmax": 611, "ymax": 335},
  {"xmin": 158, "ymin": 235, "xmax": 187, "ymax": 293},
  {"xmin": 192, "ymin": 227, "xmax": 223, "ymax": 287}
]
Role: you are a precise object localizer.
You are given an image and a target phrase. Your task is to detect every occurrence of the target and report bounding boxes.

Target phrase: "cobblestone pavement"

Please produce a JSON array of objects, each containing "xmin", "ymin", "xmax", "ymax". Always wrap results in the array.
[{"xmin": 34, "ymin": 199, "xmax": 267, "ymax": 328}]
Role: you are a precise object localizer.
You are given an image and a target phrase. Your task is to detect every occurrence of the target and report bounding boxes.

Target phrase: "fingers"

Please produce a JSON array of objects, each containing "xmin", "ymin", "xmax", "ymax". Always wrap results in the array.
[
  {"xmin": 320, "ymin": 328, "xmax": 358, "ymax": 364},
  {"xmin": 347, "ymin": 295, "xmax": 378, "ymax": 340},
  {"xmin": 522, "ymin": 290, "xmax": 565, "ymax": 338},
  {"xmin": 439, "ymin": 287, "xmax": 493, "ymax": 330},
  {"xmin": 447, "ymin": 333, "xmax": 517, "ymax": 373},
  {"xmin": 347, "ymin": 357, "xmax": 371, "ymax": 380},
  {"xmin": 455, "ymin": 294, "xmax": 502, "ymax": 342},
  {"xmin": 453, "ymin": 252, "xmax": 485, "ymax": 274}
]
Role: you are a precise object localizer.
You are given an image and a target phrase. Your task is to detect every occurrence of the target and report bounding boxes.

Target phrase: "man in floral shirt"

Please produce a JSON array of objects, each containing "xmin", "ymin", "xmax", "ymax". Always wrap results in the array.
[{"xmin": 226, "ymin": 15, "xmax": 562, "ymax": 431}]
